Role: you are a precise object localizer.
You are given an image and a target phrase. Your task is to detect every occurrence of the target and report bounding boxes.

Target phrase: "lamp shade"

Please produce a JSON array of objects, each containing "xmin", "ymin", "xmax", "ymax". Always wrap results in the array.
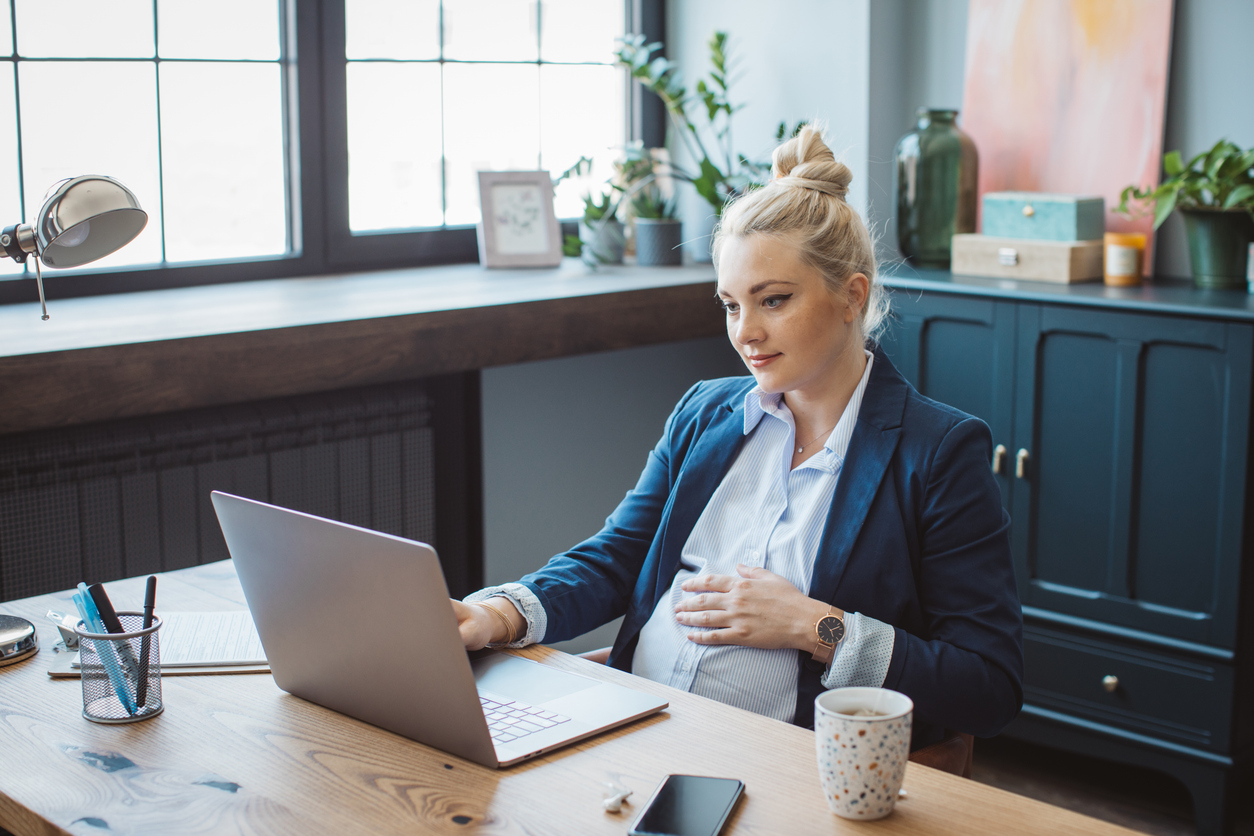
[{"xmin": 35, "ymin": 175, "xmax": 147, "ymax": 268}]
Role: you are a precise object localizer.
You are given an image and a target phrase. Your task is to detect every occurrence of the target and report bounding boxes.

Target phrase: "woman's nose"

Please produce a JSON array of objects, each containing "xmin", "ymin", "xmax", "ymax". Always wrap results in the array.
[{"xmin": 733, "ymin": 310, "xmax": 764, "ymax": 344}]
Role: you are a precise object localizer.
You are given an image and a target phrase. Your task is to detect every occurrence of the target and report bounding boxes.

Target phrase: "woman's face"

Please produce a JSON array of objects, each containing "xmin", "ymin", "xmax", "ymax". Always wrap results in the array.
[{"xmin": 717, "ymin": 233, "xmax": 866, "ymax": 396}]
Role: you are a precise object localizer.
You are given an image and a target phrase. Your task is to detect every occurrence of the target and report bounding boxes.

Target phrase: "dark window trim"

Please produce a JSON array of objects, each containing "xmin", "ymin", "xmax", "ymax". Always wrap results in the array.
[{"xmin": 0, "ymin": 0, "xmax": 666, "ymax": 308}]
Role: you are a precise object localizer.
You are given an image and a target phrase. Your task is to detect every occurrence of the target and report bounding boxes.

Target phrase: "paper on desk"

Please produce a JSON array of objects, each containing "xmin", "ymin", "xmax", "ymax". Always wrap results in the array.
[{"xmin": 71, "ymin": 611, "xmax": 267, "ymax": 668}]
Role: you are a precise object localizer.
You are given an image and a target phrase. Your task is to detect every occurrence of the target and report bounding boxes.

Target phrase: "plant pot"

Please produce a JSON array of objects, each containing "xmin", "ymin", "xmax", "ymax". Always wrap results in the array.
[
  {"xmin": 579, "ymin": 218, "xmax": 625, "ymax": 265},
  {"xmin": 635, "ymin": 219, "xmax": 682, "ymax": 266},
  {"xmin": 1180, "ymin": 207, "xmax": 1254, "ymax": 290}
]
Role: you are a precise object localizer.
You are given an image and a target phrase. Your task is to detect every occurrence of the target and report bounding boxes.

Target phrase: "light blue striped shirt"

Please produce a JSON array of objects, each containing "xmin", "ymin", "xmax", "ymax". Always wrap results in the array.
[{"xmin": 469, "ymin": 350, "xmax": 895, "ymax": 723}]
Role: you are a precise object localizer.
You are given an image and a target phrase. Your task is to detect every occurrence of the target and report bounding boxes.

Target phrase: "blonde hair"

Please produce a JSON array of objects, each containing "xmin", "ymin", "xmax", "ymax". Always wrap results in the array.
[{"xmin": 712, "ymin": 125, "xmax": 888, "ymax": 343}]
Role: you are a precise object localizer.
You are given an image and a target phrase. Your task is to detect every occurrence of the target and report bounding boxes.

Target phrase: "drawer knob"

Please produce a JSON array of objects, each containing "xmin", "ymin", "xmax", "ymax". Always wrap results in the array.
[
  {"xmin": 1023, "ymin": 204, "xmax": 1035, "ymax": 218},
  {"xmin": 997, "ymin": 247, "xmax": 1019, "ymax": 266},
  {"xmin": 992, "ymin": 444, "xmax": 1007, "ymax": 475},
  {"xmin": 1102, "ymin": 675, "xmax": 1119, "ymax": 693}
]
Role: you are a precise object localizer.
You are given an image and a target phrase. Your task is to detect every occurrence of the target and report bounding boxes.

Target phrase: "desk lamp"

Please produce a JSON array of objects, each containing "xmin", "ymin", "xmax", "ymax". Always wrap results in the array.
[{"xmin": 0, "ymin": 175, "xmax": 148, "ymax": 320}]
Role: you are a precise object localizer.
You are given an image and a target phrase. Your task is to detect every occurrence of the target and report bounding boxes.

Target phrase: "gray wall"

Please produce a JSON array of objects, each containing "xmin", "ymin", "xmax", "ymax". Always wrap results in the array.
[
  {"xmin": 666, "ymin": 0, "xmax": 1254, "ymax": 279},
  {"xmin": 481, "ymin": 336, "xmax": 745, "ymax": 652}
]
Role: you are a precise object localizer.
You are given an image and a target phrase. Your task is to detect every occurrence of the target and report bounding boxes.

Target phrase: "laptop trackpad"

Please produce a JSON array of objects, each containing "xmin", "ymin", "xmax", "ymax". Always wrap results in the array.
[{"xmin": 472, "ymin": 653, "xmax": 598, "ymax": 705}]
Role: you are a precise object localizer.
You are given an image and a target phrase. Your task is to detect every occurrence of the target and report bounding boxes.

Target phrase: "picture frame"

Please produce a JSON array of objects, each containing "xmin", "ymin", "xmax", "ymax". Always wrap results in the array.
[{"xmin": 475, "ymin": 171, "xmax": 563, "ymax": 268}]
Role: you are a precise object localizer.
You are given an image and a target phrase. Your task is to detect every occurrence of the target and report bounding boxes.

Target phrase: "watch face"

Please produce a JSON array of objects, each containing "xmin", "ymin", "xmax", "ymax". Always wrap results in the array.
[{"xmin": 817, "ymin": 615, "xmax": 845, "ymax": 645}]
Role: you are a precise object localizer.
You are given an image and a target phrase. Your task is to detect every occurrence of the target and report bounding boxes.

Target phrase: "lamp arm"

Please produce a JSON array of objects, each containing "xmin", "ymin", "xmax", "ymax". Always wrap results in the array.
[{"xmin": 1, "ymin": 223, "xmax": 37, "ymax": 263}]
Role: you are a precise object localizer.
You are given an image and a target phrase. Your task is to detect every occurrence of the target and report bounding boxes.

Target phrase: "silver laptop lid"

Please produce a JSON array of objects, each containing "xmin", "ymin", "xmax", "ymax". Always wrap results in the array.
[{"xmin": 211, "ymin": 491, "xmax": 498, "ymax": 766}]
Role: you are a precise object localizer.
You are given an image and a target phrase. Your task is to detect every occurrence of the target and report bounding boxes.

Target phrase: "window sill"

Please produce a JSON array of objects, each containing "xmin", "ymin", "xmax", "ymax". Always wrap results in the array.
[{"xmin": 0, "ymin": 259, "xmax": 721, "ymax": 436}]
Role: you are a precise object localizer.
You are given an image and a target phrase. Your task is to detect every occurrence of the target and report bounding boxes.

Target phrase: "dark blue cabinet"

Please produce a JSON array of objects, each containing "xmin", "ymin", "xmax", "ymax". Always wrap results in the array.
[{"xmin": 883, "ymin": 283, "xmax": 1253, "ymax": 836}]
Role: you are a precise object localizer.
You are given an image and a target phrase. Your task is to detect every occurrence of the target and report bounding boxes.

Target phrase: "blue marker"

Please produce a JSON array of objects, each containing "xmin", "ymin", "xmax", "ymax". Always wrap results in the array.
[{"xmin": 74, "ymin": 585, "xmax": 137, "ymax": 716}]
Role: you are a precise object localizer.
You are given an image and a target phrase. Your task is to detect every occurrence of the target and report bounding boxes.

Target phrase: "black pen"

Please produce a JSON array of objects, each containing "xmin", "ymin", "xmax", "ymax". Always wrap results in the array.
[
  {"xmin": 138, "ymin": 576, "xmax": 157, "ymax": 707},
  {"xmin": 88, "ymin": 583, "xmax": 140, "ymax": 683}
]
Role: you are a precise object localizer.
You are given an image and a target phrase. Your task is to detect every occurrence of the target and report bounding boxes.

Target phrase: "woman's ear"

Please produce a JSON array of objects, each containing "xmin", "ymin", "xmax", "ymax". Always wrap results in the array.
[{"xmin": 844, "ymin": 273, "xmax": 870, "ymax": 322}]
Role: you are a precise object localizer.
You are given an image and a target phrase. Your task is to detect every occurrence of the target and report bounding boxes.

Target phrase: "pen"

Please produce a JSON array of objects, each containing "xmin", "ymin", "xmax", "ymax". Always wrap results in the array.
[
  {"xmin": 73, "ymin": 585, "xmax": 137, "ymax": 716},
  {"xmin": 88, "ymin": 583, "xmax": 140, "ymax": 683},
  {"xmin": 138, "ymin": 576, "xmax": 156, "ymax": 707}
]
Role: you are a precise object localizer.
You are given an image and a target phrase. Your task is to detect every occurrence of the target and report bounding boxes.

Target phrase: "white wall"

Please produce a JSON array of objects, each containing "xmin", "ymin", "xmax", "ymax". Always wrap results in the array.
[
  {"xmin": 481, "ymin": 335, "xmax": 745, "ymax": 653},
  {"xmin": 665, "ymin": 0, "xmax": 873, "ymax": 255}
]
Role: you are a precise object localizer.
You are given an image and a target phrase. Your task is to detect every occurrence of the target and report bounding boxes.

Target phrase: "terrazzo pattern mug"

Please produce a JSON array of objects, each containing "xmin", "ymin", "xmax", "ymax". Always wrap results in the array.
[{"xmin": 815, "ymin": 687, "xmax": 914, "ymax": 820}]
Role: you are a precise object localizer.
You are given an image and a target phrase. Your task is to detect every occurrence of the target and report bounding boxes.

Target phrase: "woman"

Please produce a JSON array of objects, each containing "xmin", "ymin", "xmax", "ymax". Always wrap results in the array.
[{"xmin": 453, "ymin": 126, "xmax": 1023, "ymax": 747}]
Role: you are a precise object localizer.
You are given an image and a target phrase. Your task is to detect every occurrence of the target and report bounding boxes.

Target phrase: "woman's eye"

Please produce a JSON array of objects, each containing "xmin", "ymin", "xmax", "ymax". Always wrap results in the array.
[
  {"xmin": 763, "ymin": 295, "xmax": 791, "ymax": 309},
  {"xmin": 720, "ymin": 301, "xmax": 739, "ymax": 314}
]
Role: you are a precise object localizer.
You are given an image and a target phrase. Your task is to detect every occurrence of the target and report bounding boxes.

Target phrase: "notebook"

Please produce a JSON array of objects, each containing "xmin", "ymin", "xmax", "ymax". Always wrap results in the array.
[{"xmin": 210, "ymin": 491, "xmax": 667, "ymax": 768}]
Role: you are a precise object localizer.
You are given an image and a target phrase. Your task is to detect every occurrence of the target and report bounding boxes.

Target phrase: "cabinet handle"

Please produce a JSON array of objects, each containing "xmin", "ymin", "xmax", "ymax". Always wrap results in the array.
[
  {"xmin": 992, "ymin": 444, "xmax": 1007, "ymax": 475},
  {"xmin": 1015, "ymin": 448, "xmax": 1030, "ymax": 479},
  {"xmin": 1102, "ymin": 675, "xmax": 1119, "ymax": 693}
]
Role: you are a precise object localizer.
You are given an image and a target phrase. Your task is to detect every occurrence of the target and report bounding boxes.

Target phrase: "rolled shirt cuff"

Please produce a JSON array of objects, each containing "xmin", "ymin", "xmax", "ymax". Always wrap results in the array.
[
  {"xmin": 820, "ymin": 611, "xmax": 896, "ymax": 690},
  {"xmin": 464, "ymin": 583, "xmax": 547, "ymax": 647}
]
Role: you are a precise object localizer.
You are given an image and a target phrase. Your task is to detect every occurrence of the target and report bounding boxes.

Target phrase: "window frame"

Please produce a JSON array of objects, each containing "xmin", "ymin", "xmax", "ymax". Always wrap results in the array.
[{"xmin": 0, "ymin": 0, "xmax": 665, "ymax": 307}]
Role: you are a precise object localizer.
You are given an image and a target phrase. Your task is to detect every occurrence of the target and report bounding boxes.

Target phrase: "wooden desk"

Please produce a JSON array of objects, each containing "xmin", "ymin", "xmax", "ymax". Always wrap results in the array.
[{"xmin": 0, "ymin": 563, "xmax": 1138, "ymax": 836}]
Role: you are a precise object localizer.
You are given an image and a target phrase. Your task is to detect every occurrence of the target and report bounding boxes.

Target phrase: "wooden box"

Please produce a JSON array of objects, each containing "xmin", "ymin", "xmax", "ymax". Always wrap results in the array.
[
  {"xmin": 983, "ymin": 192, "xmax": 1105, "ymax": 242},
  {"xmin": 951, "ymin": 234, "xmax": 1103, "ymax": 283}
]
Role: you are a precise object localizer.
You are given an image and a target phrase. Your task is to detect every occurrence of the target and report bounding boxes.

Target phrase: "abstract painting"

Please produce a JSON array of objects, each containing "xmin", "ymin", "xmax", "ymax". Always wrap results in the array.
[{"xmin": 962, "ymin": 0, "xmax": 1174, "ymax": 274}]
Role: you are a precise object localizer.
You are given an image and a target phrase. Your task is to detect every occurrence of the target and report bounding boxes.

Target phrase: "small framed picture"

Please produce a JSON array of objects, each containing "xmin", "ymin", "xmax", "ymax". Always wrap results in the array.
[{"xmin": 476, "ymin": 171, "xmax": 563, "ymax": 268}]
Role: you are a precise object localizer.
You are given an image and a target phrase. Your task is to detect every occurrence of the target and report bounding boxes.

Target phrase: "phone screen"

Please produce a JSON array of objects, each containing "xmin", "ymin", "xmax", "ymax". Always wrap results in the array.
[{"xmin": 629, "ymin": 775, "xmax": 745, "ymax": 836}]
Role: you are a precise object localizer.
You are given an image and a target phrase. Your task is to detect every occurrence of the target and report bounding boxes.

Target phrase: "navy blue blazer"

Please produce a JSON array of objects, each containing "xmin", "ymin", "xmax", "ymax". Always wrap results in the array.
[{"xmin": 519, "ymin": 347, "xmax": 1023, "ymax": 745}]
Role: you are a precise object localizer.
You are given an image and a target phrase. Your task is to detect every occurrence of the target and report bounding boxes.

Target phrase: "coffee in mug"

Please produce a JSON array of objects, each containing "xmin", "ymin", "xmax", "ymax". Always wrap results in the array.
[{"xmin": 814, "ymin": 687, "xmax": 913, "ymax": 820}]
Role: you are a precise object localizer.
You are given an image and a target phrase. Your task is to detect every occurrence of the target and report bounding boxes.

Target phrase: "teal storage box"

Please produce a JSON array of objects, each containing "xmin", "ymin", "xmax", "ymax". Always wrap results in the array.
[{"xmin": 982, "ymin": 192, "xmax": 1105, "ymax": 241}]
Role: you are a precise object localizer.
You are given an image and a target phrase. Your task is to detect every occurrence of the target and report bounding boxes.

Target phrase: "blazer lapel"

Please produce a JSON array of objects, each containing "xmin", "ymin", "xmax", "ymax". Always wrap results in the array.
[
  {"xmin": 807, "ymin": 348, "xmax": 908, "ymax": 604},
  {"xmin": 653, "ymin": 394, "xmax": 749, "ymax": 593}
]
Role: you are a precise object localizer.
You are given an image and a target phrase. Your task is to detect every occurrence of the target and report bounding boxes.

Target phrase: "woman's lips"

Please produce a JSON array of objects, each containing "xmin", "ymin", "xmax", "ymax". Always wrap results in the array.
[{"xmin": 747, "ymin": 353, "xmax": 781, "ymax": 368}]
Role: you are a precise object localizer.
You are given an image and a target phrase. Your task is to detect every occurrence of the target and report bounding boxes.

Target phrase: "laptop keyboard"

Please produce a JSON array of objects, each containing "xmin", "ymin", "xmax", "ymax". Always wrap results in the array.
[{"xmin": 480, "ymin": 696, "xmax": 571, "ymax": 745}]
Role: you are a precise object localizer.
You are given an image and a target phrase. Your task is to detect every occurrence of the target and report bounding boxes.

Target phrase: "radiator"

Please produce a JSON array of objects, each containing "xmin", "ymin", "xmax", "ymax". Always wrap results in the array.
[{"xmin": 0, "ymin": 378, "xmax": 474, "ymax": 603}]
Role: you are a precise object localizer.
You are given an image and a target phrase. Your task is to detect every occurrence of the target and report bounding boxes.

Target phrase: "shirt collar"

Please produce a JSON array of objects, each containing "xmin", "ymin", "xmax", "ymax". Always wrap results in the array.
[{"xmin": 742, "ymin": 349, "xmax": 875, "ymax": 464}]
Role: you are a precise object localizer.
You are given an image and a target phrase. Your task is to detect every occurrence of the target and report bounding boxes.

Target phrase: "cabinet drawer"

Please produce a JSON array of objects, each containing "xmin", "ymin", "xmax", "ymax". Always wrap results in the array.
[{"xmin": 1023, "ymin": 625, "xmax": 1233, "ymax": 753}]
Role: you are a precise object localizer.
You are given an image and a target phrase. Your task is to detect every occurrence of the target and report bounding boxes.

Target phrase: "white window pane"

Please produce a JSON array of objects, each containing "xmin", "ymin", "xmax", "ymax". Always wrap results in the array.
[
  {"xmin": 160, "ymin": 63, "xmax": 287, "ymax": 262},
  {"xmin": 443, "ymin": 0, "xmax": 536, "ymax": 62},
  {"xmin": 443, "ymin": 63, "xmax": 539, "ymax": 225},
  {"xmin": 16, "ymin": 0, "xmax": 153, "ymax": 58},
  {"xmin": 158, "ymin": 0, "xmax": 279, "ymax": 60},
  {"xmin": 542, "ymin": 65, "xmax": 623, "ymax": 218},
  {"xmin": 19, "ymin": 62, "xmax": 161, "ymax": 268},
  {"xmin": 0, "ymin": 0, "xmax": 12, "ymax": 56},
  {"xmin": 539, "ymin": 0, "xmax": 622, "ymax": 64},
  {"xmin": 347, "ymin": 62, "xmax": 443, "ymax": 231},
  {"xmin": 0, "ymin": 62, "xmax": 21, "ymax": 278},
  {"xmin": 346, "ymin": 0, "xmax": 439, "ymax": 60}
]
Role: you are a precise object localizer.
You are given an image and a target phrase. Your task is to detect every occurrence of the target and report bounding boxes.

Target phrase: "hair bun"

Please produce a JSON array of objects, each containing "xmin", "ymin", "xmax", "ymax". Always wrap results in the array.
[{"xmin": 771, "ymin": 125, "xmax": 852, "ymax": 199}]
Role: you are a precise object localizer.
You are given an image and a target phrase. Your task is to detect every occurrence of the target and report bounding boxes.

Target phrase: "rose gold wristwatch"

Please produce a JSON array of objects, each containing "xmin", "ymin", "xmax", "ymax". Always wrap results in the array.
[{"xmin": 811, "ymin": 605, "xmax": 846, "ymax": 664}]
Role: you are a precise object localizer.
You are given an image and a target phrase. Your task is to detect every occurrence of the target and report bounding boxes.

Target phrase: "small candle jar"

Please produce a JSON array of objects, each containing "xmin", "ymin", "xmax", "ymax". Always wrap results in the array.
[{"xmin": 1104, "ymin": 232, "xmax": 1146, "ymax": 286}]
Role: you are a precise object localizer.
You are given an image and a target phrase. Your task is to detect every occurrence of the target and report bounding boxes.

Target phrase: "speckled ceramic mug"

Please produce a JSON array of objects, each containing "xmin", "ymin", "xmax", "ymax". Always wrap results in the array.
[{"xmin": 815, "ymin": 687, "xmax": 913, "ymax": 820}]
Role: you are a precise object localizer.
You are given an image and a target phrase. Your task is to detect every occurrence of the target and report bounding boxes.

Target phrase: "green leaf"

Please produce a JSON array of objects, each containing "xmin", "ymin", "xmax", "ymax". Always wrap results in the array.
[
  {"xmin": 1152, "ymin": 186, "xmax": 1179, "ymax": 229},
  {"xmin": 1162, "ymin": 150, "xmax": 1184, "ymax": 176},
  {"xmin": 1223, "ymin": 184, "xmax": 1254, "ymax": 210}
]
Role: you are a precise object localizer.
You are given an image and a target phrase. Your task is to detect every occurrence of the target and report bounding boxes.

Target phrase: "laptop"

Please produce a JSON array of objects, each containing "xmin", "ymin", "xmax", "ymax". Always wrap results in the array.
[{"xmin": 210, "ymin": 491, "xmax": 667, "ymax": 768}]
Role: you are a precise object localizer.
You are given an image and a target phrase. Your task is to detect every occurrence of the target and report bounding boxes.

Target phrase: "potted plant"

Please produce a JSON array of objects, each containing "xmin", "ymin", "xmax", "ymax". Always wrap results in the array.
[
  {"xmin": 1117, "ymin": 139, "xmax": 1254, "ymax": 289},
  {"xmin": 578, "ymin": 189, "xmax": 626, "ymax": 265},
  {"xmin": 631, "ymin": 184, "xmax": 681, "ymax": 267},
  {"xmin": 616, "ymin": 32, "xmax": 799, "ymax": 260}
]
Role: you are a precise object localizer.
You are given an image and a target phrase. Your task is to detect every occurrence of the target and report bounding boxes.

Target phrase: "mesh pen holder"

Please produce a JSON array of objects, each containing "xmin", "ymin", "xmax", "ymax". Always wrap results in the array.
[{"xmin": 74, "ymin": 613, "xmax": 163, "ymax": 724}]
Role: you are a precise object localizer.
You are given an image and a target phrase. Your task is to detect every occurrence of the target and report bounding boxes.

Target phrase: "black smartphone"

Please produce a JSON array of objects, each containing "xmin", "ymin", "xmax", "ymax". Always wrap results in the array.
[{"xmin": 628, "ymin": 774, "xmax": 745, "ymax": 836}]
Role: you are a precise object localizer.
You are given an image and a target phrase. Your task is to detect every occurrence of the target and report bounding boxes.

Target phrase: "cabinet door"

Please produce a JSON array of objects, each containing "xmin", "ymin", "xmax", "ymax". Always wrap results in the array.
[
  {"xmin": 881, "ymin": 289, "xmax": 1016, "ymax": 506},
  {"xmin": 1012, "ymin": 305, "xmax": 1251, "ymax": 648}
]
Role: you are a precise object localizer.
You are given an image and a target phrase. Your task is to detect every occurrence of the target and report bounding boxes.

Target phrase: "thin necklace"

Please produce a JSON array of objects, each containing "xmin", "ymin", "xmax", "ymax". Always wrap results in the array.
[{"xmin": 796, "ymin": 424, "xmax": 836, "ymax": 454}]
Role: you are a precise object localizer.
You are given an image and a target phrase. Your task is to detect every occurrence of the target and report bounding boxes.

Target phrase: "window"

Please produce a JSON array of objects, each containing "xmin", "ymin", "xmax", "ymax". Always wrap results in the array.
[
  {"xmin": 0, "ymin": 0, "xmax": 288, "ymax": 281},
  {"xmin": 0, "ymin": 0, "xmax": 648, "ymax": 303}
]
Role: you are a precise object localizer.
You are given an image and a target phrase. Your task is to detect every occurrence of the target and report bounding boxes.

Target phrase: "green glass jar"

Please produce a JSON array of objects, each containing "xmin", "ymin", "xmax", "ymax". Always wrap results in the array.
[{"xmin": 894, "ymin": 108, "xmax": 978, "ymax": 268}]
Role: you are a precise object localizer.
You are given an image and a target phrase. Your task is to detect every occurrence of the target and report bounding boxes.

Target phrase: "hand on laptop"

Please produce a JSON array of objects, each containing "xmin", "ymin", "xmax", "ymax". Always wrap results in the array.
[{"xmin": 452, "ymin": 598, "xmax": 526, "ymax": 650}]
